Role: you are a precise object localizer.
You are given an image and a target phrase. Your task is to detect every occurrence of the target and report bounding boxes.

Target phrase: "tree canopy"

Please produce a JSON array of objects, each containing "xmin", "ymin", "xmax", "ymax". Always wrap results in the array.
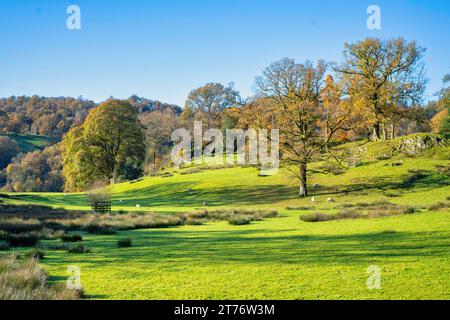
[
  {"xmin": 336, "ymin": 38, "xmax": 426, "ymax": 141},
  {"xmin": 62, "ymin": 100, "xmax": 146, "ymax": 191}
]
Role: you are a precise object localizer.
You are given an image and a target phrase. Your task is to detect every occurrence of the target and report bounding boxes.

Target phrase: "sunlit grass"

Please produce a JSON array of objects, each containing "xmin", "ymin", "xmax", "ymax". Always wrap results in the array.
[{"xmin": 2, "ymin": 136, "xmax": 449, "ymax": 299}]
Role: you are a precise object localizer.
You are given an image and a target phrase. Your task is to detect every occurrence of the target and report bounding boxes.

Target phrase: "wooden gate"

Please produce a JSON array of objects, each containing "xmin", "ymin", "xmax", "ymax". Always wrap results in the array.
[{"xmin": 91, "ymin": 201, "xmax": 111, "ymax": 214}]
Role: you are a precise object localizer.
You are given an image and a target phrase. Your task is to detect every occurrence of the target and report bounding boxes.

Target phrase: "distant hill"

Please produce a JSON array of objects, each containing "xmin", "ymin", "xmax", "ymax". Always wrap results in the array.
[{"xmin": 0, "ymin": 95, "xmax": 182, "ymax": 139}]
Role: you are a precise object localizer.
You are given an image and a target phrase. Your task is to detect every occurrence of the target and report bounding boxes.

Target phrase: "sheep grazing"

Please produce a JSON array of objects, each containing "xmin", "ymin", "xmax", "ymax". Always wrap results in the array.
[
  {"xmin": 202, "ymin": 201, "xmax": 208, "ymax": 206},
  {"xmin": 311, "ymin": 197, "xmax": 316, "ymax": 203},
  {"xmin": 136, "ymin": 204, "xmax": 140, "ymax": 208},
  {"xmin": 327, "ymin": 198, "xmax": 336, "ymax": 203}
]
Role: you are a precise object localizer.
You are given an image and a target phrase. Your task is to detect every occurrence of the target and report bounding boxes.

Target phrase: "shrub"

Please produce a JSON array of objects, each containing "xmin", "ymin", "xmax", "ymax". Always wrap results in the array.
[
  {"xmin": 0, "ymin": 241, "xmax": 10, "ymax": 251},
  {"xmin": 40, "ymin": 243, "xmax": 69, "ymax": 251},
  {"xmin": 8, "ymin": 233, "xmax": 39, "ymax": 247},
  {"xmin": 117, "ymin": 238, "xmax": 132, "ymax": 248},
  {"xmin": 335, "ymin": 210, "xmax": 363, "ymax": 219},
  {"xmin": 0, "ymin": 218, "xmax": 42, "ymax": 233},
  {"xmin": 61, "ymin": 233, "xmax": 83, "ymax": 242},
  {"xmin": 355, "ymin": 202, "xmax": 371, "ymax": 207},
  {"xmin": 26, "ymin": 249, "xmax": 45, "ymax": 260},
  {"xmin": 428, "ymin": 202, "xmax": 450, "ymax": 211},
  {"xmin": 299, "ymin": 212, "xmax": 335, "ymax": 222},
  {"xmin": 337, "ymin": 203, "xmax": 355, "ymax": 208},
  {"xmin": 67, "ymin": 244, "xmax": 90, "ymax": 254},
  {"xmin": 84, "ymin": 225, "xmax": 117, "ymax": 235},
  {"xmin": 371, "ymin": 200, "xmax": 394, "ymax": 206},
  {"xmin": 228, "ymin": 215, "xmax": 252, "ymax": 225},
  {"xmin": 260, "ymin": 210, "xmax": 278, "ymax": 218},
  {"xmin": 40, "ymin": 229, "xmax": 65, "ymax": 240},
  {"xmin": 185, "ymin": 218, "xmax": 203, "ymax": 225},
  {"xmin": 384, "ymin": 192, "xmax": 401, "ymax": 198},
  {"xmin": 403, "ymin": 206, "xmax": 418, "ymax": 214},
  {"xmin": 286, "ymin": 206, "xmax": 312, "ymax": 211},
  {"xmin": 186, "ymin": 211, "xmax": 209, "ymax": 219}
]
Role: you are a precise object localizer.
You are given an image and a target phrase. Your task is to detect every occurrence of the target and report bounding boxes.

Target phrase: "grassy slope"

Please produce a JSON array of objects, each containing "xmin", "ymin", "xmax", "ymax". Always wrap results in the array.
[
  {"xmin": 3, "ymin": 135, "xmax": 450, "ymax": 299},
  {"xmin": 6, "ymin": 157, "xmax": 449, "ymax": 212},
  {"xmin": 0, "ymin": 133, "xmax": 56, "ymax": 153}
]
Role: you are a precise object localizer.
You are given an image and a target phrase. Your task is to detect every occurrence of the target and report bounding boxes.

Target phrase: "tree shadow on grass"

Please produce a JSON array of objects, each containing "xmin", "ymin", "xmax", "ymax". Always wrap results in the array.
[
  {"xmin": 68, "ymin": 227, "xmax": 450, "ymax": 268},
  {"xmin": 114, "ymin": 182, "xmax": 297, "ymax": 207},
  {"xmin": 313, "ymin": 172, "xmax": 450, "ymax": 197},
  {"xmin": 108, "ymin": 171, "xmax": 449, "ymax": 208}
]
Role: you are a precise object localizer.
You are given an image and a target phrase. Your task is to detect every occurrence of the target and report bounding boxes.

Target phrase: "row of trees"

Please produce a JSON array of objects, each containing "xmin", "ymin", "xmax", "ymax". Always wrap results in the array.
[
  {"xmin": 177, "ymin": 38, "xmax": 439, "ymax": 197},
  {"xmin": 0, "ymin": 95, "xmax": 181, "ymax": 138},
  {"xmin": 1, "ymin": 37, "xmax": 448, "ymax": 195},
  {"xmin": 0, "ymin": 96, "xmax": 96, "ymax": 137}
]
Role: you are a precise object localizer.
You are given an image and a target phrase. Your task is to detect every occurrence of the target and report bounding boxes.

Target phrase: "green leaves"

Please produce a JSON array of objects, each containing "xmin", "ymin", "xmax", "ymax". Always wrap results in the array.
[{"xmin": 62, "ymin": 100, "xmax": 145, "ymax": 191}]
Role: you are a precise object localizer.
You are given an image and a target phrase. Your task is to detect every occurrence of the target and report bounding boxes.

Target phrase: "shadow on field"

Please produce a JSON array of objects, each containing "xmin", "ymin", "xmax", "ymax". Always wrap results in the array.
[
  {"xmin": 314, "ymin": 172, "xmax": 449, "ymax": 197},
  {"xmin": 110, "ymin": 172, "xmax": 449, "ymax": 207},
  {"xmin": 115, "ymin": 182, "xmax": 297, "ymax": 207},
  {"xmin": 73, "ymin": 228, "xmax": 450, "ymax": 267}
]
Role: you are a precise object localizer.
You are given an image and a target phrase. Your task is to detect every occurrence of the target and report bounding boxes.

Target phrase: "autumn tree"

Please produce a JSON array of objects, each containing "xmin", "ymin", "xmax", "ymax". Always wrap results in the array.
[
  {"xmin": 5, "ymin": 143, "xmax": 64, "ymax": 192},
  {"xmin": 62, "ymin": 100, "xmax": 145, "ymax": 191},
  {"xmin": 0, "ymin": 96, "xmax": 95, "ymax": 137},
  {"xmin": 434, "ymin": 74, "xmax": 450, "ymax": 137},
  {"xmin": 185, "ymin": 83, "xmax": 242, "ymax": 128},
  {"xmin": 256, "ymin": 58, "xmax": 351, "ymax": 197},
  {"xmin": 336, "ymin": 38, "xmax": 426, "ymax": 141},
  {"xmin": 237, "ymin": 98, "xmax": 275, "ymax": 131},
  {"xmin": 0, "ymin": 136, "xmax": 19, "ymax": 169},
  {"xmin": 139, "ymin": 108, "xmax": 178, "ymax": 172},
  {"xmin": 0, "ymin": 111, "xmax": 8, "ymax": 130}
]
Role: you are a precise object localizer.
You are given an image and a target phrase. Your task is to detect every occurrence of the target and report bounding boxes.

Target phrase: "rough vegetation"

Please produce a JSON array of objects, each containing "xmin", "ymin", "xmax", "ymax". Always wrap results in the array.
[
  {"xmin": 0, "ymin": 256, "xmax": 82, "ymax": 300},
  {"xmin": 0, "ymin": 204, "xmax": 279, "ymax": 250}
]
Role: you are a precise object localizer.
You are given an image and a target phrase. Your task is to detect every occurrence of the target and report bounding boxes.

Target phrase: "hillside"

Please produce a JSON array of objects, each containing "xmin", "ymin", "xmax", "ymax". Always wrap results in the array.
[
  {"xmin": 4, "ymin": 134, "xmax": 449, "ymax": 213},
  {"xmin": 1, "ymin": 134, "xmax": 449, "ymax": 299}
]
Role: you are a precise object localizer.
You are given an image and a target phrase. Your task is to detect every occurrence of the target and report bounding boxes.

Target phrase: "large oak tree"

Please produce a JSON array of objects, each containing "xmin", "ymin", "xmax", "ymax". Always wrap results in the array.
[
  {"xmin": 256, "ymin": 58, "xmax": 352, "ymax": 197},
  {"xmin": 62, "ymin": 99, "xmax": 145, "ymax": 191},
  {"xmin": 185, "ymin": 83, "xmax": 242, "ymax": 128},
  {"xmin": 336, "ymin": 38, "xmax": 426, "ymax": 141}
]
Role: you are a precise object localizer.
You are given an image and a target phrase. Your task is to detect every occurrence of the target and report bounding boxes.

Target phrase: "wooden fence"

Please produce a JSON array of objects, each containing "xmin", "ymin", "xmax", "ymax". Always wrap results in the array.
[{"xmin": 91, "ymin": 201, "xmax": 111, "ymax": 214}]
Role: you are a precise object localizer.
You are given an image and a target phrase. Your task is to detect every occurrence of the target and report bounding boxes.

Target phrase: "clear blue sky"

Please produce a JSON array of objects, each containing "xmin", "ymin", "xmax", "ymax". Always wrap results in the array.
[{"xmin": 0, "ymin": 0, "xmax": 449, "ymax": 106}]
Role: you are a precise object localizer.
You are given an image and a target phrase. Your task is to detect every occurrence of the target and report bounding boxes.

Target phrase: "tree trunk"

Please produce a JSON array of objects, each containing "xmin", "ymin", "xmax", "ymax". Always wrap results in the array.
[
  {"xmin": 298, "ymin": 163, "xmax": 308, "ymax": 198},
  {"xmin": 111, "ymin": 167, "xmax": 118, "ymax": 185},
  {"xmin": 372, "ymin": 123, "xmax": 382, "ymax": 141}
]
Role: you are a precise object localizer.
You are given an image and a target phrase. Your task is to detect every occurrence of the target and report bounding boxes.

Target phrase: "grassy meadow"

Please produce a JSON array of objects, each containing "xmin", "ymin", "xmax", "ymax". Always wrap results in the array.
[
  {"xmin": 0, "ymin": 133, "xmax": 56, "ymax": 153},
  {"xmin": 1, "ymin": 135, "xmax": 449, "ymax": 300}
]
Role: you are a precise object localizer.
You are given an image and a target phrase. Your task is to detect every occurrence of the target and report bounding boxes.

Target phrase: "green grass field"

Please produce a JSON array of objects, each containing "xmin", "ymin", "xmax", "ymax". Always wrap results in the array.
[
  {"xmin": 39, "ymin": 211, "xmax": 449, "ymax": 299},
  {"xmin": 0, "ymin": 133, "xmax": 56, "ymax": 153},
  {"xmin": 2, "ymin": 135, "xmax": 450, "ymax": 299}
]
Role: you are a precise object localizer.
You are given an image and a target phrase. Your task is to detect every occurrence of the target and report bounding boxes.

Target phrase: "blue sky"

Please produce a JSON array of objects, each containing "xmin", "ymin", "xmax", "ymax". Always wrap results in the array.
[{"xmin": 0, "ymin": 0, "xmax": 449, "ymax": 106}]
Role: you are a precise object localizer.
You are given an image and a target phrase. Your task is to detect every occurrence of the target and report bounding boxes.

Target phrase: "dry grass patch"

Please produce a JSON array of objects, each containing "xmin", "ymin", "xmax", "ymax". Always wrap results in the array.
[{"xmin": 0, "ymin": 256, "xmax": 82, "ymax": 300}]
